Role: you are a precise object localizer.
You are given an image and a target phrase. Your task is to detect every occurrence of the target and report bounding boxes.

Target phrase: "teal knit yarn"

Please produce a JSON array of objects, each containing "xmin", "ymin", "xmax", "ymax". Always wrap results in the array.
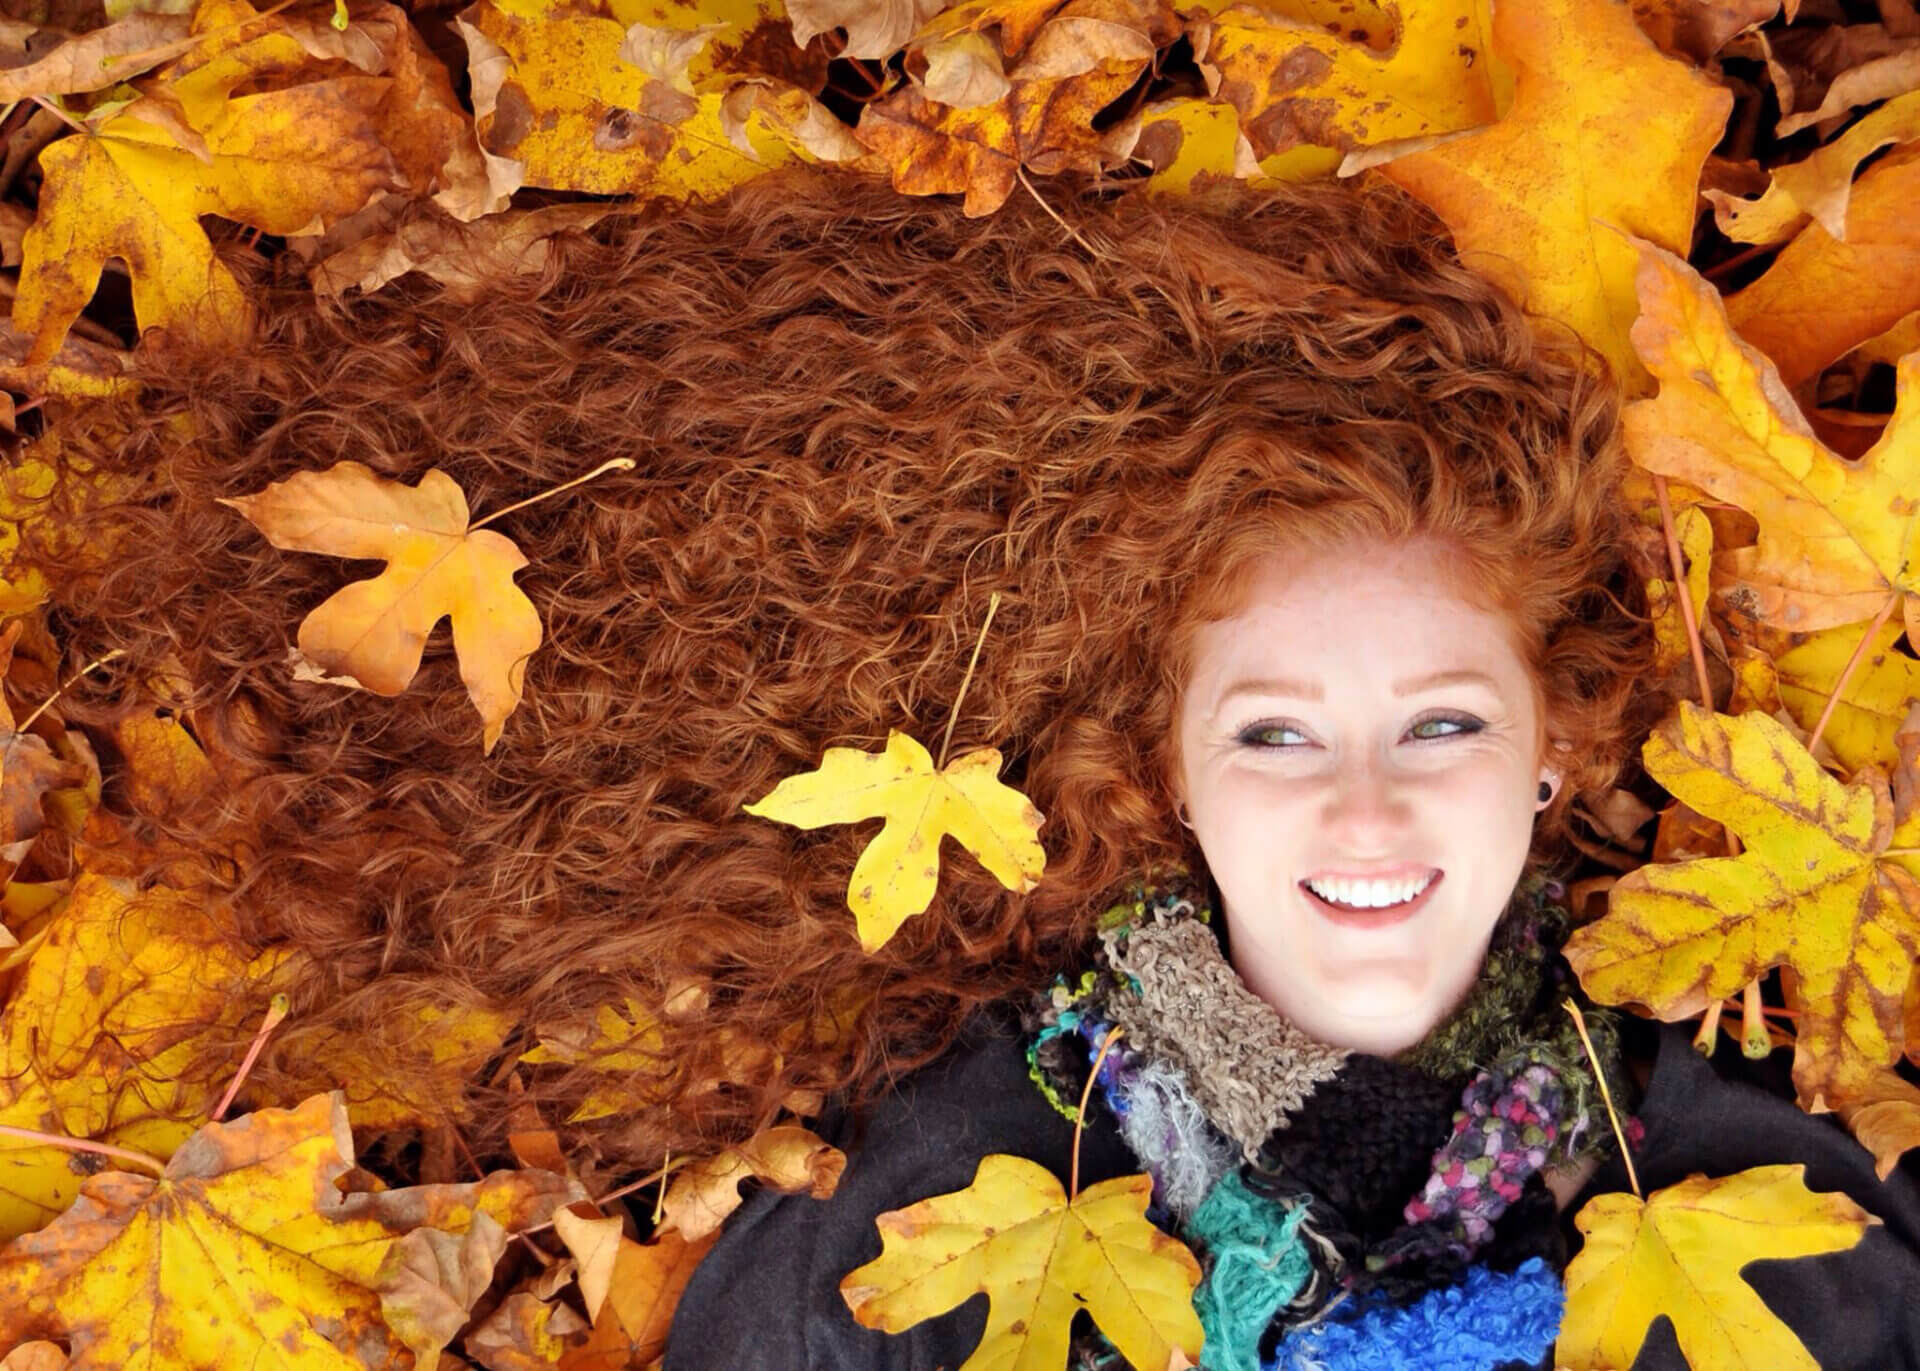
[{"xmin": 1189, "ymin": 1169, "xmax": 1313, "ymax": 1371}]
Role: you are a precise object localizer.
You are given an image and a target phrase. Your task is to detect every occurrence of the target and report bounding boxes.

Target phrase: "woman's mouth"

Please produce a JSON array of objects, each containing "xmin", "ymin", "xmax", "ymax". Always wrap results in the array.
[{"xmin": 1298, "ymin": 869, "xmax": 1443, "ymax": 930}]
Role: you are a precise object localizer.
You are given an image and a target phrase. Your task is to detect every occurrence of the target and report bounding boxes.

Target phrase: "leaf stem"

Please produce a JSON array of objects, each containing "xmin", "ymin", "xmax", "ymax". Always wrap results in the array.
[
  {"xmin": 936, "ymin": 591, "xmax": 1001, "ymax": 770},
  {"xmin": 520, "ymin": 1154, "xmax": 691, "ymax": 1235},
  {"xmin": 1070, "ymin": 1024, "xmax": 1123, "ymax": 1203},
  {"xmin": 1652, "ymin": 476, "xmax": 1713, "ymax": 713},
  {"xmin": 1805, "ymin": 590, "xmax": 1900, "ymax": 757},
  {"xmin": 211, "ymin": 992, "xmax": 289, "ymax": 1121},
  {"xmin": 1562, "ymin": 999, "xmax": 1640, "ymax": 1200},
  {"xmin": 17, "ymin": 647, "xmax": 127, "ymax": 734},
  {"xmin": 468, "ymin": 457, "xmax": 636, "ymax": 533},
  {"xmin": 0, "ymin": 1124, "xmax": 166, "ymax": 1176}
]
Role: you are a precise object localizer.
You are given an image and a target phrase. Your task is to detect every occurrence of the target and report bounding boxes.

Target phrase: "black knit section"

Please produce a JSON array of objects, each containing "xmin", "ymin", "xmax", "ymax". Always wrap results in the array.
[{"xmin": 1246, "ymin": 1054, "xmax": 1464, "ymax": 1240}]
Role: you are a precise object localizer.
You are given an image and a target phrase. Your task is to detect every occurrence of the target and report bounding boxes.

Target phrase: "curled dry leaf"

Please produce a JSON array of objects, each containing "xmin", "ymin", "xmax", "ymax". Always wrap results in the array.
[
  {"xmin": 217, "ymin": 460, "xmax": 543, "ymax": 755},
  {"xmin": 466, "ymin": 1291, "xmax": 588, "ymax": 1371},
  {"xmin": 743, "ymin": 730, "xmax": 1047, "ymax": 951},
  {"xmin": 1706, "ymin": 89, "xmax": 1920, "ymax": 246},
  {"xmin": 0, "ymin": 11, "xmax": 198, "ymax": 102},
  {"xmin": 658, "ymin": 1123, "xmax": 846, "ymax": 1241}
]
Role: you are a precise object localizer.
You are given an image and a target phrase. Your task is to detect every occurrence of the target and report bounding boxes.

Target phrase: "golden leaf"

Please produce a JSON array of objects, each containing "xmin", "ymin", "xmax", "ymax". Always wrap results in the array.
[
  {"xmin": 466, "ymin": 1290, "xmax": 588, "ymax": 1371},
  {"xmin": 1564, "ymin": 702, "xmax": 1920, "ymax": 1113},
  {"xmin": 456, "ymin": 0, "xmax": 851, "ymax": 201},
  {"xmin": 658, "ymin": 1123, "xmax": 845, "ymax": 1241},
  {"xmin": 0, "ymin": 872, "xmax": 287, "ymax": 1241},
  {"xmin": 1725, "ymin": 143, "xmax": 1920, "ymax": 389},
  {"xmin": 0, "ymin": 1091, "xmax": 580, "ymax": 1370},
  {"xmin": 217, "ymin": 459, "xmax": 543, "ymax": 755},
  {"xmin": 840, "ymin": 1154, "xmax": 1203, "ymax": 1371},
  {"xmin": 1381, "ymin": 0, "xmax": 1730, "ymax": 389},
  {"xmin": 1559, "ymin": 1165, "xmax": 1875, "ymax": 1371},
  {"xmin": 1706, "ymin": 89, "xmax": 1920, "ymax": 247},
  {"xmin": 1189, "ymin": 0, "xmax": 1498, "ymax": 160},
  {"xmin": 1620, "ymin": 236, "xmax": 1920, "ymax": 638},
  {"xmin": 744, "ymin": 730, "xmax": 1046, "ymax": 951},
  {"xmin": 1775, "ymin": 618, "xmax": 1920, "ymax": 775}
]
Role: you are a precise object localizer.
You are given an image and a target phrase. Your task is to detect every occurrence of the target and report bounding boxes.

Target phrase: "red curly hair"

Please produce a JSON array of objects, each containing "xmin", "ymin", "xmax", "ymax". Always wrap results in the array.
[{"xmin": 18, "ymin": 166, "xmax": 1658, "ymax": 1163}]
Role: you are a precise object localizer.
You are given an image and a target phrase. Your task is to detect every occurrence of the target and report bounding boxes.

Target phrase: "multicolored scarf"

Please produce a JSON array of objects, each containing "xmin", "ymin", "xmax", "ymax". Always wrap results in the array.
[{"xmin": 1023, "ymin": 869, "xmax": 1639, "ymax": 1371}]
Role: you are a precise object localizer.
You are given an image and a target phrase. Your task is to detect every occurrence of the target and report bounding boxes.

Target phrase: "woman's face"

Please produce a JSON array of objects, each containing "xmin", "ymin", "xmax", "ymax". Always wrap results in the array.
[{"xmin": 1174, "ymin": 536, "xmax": 1556, "ymax": 1055}]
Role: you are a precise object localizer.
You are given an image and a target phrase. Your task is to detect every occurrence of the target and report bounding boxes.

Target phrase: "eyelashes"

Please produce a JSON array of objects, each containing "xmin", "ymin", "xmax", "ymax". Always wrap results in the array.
[{"xmin": 1234, "ymin": 712, "xmax": 1486, "ymax": 750}]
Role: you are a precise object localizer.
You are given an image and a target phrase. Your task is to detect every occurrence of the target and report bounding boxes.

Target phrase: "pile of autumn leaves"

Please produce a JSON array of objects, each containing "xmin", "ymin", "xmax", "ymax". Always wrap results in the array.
[{"xmin": 4, "ymin": 0, "xmax": 1920, "ymax": 1366}]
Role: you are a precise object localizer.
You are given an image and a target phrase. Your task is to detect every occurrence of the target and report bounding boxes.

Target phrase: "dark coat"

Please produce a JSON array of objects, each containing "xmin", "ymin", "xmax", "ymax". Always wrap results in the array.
[{"xmin": 662, "ymin": 1009, "xmax": 1920, "ymax": 1371}]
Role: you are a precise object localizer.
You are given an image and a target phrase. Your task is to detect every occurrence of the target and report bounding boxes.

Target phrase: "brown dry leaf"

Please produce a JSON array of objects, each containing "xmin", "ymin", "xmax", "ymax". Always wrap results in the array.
[
  {"xmin": 600, "ymin": 1227, "xmax": 716, "ymax": 1364},
  {"xmin": 217, "ymin": 459, "xmax": 543, "ymax": 755},
  {"xmin": 1825, "ymin": 1057, "xmax": 1920, "ymax": 1180},
  {"xmin": 1725, "ymin": 143, "xmax": 1920, "ymax": 389},
  {"xmin": 1381, "ymin": 0, "xmax": 1730, "ymax": 391},
  {"xmin": 553, "ymin": 1205, "xmax": 626, "ymax": 1321},
  {"xmin": 1776, "ymin": 42, "xmax": 1920, "ymax": 136},
  {"xmin": 1629, "ymin": 0, "xmax": 1779, "ymax": 62},
  {"xmin": 1187, "ymin": 0, "xmax": 1498, "ymax": 162},
  {"xmin": 0, "ymin": 619, "xmax": 88, "ymax": 857},
  {"xmin": 308, "ymin": 201, "xmax": 614, "ymax": 301},
  {"xmin": 467, "ymin": 1291, "xmax": 590, "ymax": 1371},
  {"xmin": 0, "ymin": 1090, "xmax": 582, "ymax": 1370},
  {"xmin": 786, "ymin": 0, "xmax": 946, "ymax": 60},
  {"xmin": 0, "ymin": 11, "xmax": 198, "ymax": 100},
  {"xmin": 658, "ymin": 1123, "xmax": 846, "ymax": 1241}
]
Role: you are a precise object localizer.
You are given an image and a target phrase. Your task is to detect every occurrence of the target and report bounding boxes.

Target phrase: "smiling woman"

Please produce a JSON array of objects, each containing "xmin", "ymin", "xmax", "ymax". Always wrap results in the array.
[{"xmin": 18, "ymin": 165, "xmax": 1920, "ymax": 1370}]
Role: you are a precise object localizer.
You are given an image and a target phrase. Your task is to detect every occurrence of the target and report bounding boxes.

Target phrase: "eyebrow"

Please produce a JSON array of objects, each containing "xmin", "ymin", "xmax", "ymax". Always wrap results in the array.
[{"xmin": 1218, "ymin": 669, "xmax": 1502, "ymax": 704}]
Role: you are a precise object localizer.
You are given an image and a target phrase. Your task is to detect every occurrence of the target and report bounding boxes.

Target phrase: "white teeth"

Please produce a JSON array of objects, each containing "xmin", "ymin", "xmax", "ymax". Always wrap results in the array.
[{"xmin": 1304, "ymin": 872, "xmax": 1435, "ymax": 908}]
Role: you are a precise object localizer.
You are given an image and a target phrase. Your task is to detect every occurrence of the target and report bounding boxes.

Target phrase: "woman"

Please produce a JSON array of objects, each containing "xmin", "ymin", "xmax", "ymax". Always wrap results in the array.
[{"xmin": 23, "ymin": 169, "xmax": 1920, "ymax": 1369}]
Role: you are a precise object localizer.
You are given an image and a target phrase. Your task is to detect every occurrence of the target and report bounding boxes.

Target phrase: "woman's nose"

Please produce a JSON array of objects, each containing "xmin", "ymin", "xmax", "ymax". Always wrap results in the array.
[{"xmin": 1321, "ymin": 758, "xmax": 1411, "ymax": 845}]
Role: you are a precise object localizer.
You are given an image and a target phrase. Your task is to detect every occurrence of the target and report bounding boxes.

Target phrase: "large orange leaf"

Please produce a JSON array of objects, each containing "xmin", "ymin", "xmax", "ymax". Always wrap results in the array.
[
  {"xmin": 1381, "ymin": 0, "xmax": 1730, "ymax": 390},
  {"xmin": 0, "ymin": 1091, "xmax": 580, "ymax": 1370},
  {"xmin": 1559, "ymin": 1165, "xmax": 1875, "ymax": 1371},
  {"xmin": 217, "ymin": 460, "xmax": 543, "ymax": 755},
  {"xmin": 1565, "ymin": 702, "xmax": 1920, "ymax": 1112},
  {"xmin": 1620, "ymin": 236, "xmax": 1920, "ymax": 640}
]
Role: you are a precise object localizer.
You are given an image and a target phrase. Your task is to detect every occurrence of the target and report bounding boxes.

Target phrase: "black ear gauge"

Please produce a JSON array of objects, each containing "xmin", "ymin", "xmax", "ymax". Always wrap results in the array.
[{"xmin": 1538, "ymin": 780, "xmax": 1553, "ymax": 802}]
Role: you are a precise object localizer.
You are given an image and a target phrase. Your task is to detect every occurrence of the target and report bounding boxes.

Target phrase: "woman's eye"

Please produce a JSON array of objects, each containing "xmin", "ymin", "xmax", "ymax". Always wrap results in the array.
[{"xmin": 1237, "ymin": 715, "xmax": 1483, "ymax": 749}]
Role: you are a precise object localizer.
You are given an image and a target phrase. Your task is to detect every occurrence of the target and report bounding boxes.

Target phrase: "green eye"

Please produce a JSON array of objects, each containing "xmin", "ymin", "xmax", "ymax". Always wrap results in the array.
[
  {"xmin": 1410, "ymin": 715, "xmax": 1481, "ymax": 740},
  {"xmin": 1241, "ymin": 724, "xmax": 1306, "ymax": 747}
]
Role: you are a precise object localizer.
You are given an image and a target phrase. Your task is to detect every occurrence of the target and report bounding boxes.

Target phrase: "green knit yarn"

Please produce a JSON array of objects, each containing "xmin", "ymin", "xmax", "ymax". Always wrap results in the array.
[{"xmin": 1188, "ymin": 1169, "xmax": 1312, "ymax": 1371}]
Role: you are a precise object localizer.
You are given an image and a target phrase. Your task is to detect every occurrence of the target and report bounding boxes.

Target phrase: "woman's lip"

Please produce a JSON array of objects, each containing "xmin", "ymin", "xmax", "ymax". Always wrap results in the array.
[{"xmin": 1299, "ymin": 870, "xmax": 1444, "ymax": 930}]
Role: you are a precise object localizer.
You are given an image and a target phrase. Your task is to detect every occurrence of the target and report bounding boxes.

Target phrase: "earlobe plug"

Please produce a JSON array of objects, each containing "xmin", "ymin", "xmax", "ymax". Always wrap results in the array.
[{"xmin": 1538, "ymin": 780, "xmax": 1553, "ymax": 803}]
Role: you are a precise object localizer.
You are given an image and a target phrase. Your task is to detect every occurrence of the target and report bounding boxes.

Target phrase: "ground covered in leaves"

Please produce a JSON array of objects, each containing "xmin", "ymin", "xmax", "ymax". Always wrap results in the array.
[{"xmin": 2, "ymin": 0, "xmax": 1920, "ymax": 1367}]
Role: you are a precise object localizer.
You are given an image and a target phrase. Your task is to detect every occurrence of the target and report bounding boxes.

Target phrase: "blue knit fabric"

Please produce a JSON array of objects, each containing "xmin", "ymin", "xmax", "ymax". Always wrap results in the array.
[
  {"xmin": 1190, "ymin": 1170, "xmax": 1313, "ymax": 1371},
  {"xmin": 1265, "ymin": 1257, "xmax": 1564, "ymax": 1371}
]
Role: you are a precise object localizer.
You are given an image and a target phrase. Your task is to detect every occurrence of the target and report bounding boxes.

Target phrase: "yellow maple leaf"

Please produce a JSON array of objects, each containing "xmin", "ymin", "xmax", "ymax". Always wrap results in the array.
[
  {"xmin": 0, "ymin": 872, "xmax": 287, "ymax": 1241},
  {"xmin": 744, "ymin": 730, "xmax": 1046, "ymax": 951},
  {"xmin": 1564, "ymin": 701, "xmax": 1920, "ymax": 1113},
  {"xmin": 1186, "ymin": 0, "xmax": 1498, "ymax": 160},
  {"xmin": 457, "ymin": 0, "xmax": 856, "ymax": 201},
  {"xmin": 1124, "ymin": 95, "xmax": 1340, "ymax": 194},
  {"xmin": 840, "ymin": 1154, "xmax": 1202, "ymax": 1371},
  {"xmin": 0, "ymin": 1091, "xmax": 581, "ymax": 1370},
  {"xmin": 217, "ymin": 459, "xmax": 543, "ymax": 755},
  {"xmin": 1620, "ymin": 235, "xmax": 1920, "ymax": 642},
  {"xmin": 1559, "ymin": 1165, "xmax": 1875, "ymax": 1371},
  {"xmin": 1381, "ymin": 0, "xmax": 1730, "ymax": 391},
  {"xmin": 1775, "ymin": 617, "xmax": 1920, "ymax": 776}
]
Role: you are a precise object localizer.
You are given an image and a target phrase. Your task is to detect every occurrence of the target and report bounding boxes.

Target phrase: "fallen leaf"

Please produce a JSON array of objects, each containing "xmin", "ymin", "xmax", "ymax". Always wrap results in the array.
[
  {"xmin": 521, "ymin": 996, "xmax": 669, "ymax": 1122},
  {"xmin": 306, "ymin": 201, "xmax": 614, "ymax": 301},
  {"xmin": 786, "ymin": 0, "xmax": 945, "ymax": 60},
  {"xmin": 1620, "ymin": 236, "xmax": 1920, "ymax": 639},
  {"xmin": 553, "ymin": 1205, "xmax": 626, "ymax": 1321},
  {"xmin": 1775, "ymin": 617, "xmax": 1920, "ymax": 775},
  {"xmin": 1190, "ymin": 0, "xmax": 1498, "ymax": 161},
  {"xmin": 1629, "ymin": 0, "xmax": 1779, "ymax": 62},
  {"xmin": 743, "ymin": 730, "xmax": 1046, "ymax": 951},
  {"xmin": 658, "ymin": 1123, "xmax": 845, "ymax": 1241},
  {"xmin": 217, "ymin": 459, "xmax": 543, "ymax": 755},
  {"xmin": 467, "ymin": 1291, "xmax": 589, "ymax": 1371},
  {"xmin": 1824, "ymin": 1058, "xmax": 1920, "ymax": 1180},
  {"xmin": 0, "ymin": 12, "xmax": 197, "ymax": 101},
  {"xmin": 840, "ymin": 1154, "xmax": 1203, "ymax": 1371},
  {"xmin": 1776, "ymin": 43, "xmax": 1920, "ymax": 137},
  {"xmin": 1724, "ymin": 143, "xmax": 1920, "ymax": 389},
  {"xmin": 1565, "ymin": 702, "xmax": 1920, "ymax": 1113},
  {"xmin": 1382, "ymin": 0, "xmax": 1731, "ymax": 390},
  {"xmin": 1559, "ymin": 1165, "xmax": 1876, "ymax": 1371},
  {"xmin": 0, "ymin": 619, "xmax": 88, "ymax": 854},
  {"xmin": 1706, "ymin": 89, "xmax": 1920, "ymax": 246},
  {"xmin": 0, "ymin": 871, "xmax": 288, "ymax": 1241},
  {"xmin": 0, "ymin": 1091, "xmax": 580, "ymax": 1370},
  {"xmin": 599, "ymin": 1226, "xmax": 716, "ymax": 1364}
]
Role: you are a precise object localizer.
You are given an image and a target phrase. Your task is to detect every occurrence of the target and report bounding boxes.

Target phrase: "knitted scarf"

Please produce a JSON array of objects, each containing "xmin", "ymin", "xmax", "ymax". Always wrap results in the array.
[{"xmin": 1023, "ymin": 869, "xmax": 1639, "ymax": 1371}]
